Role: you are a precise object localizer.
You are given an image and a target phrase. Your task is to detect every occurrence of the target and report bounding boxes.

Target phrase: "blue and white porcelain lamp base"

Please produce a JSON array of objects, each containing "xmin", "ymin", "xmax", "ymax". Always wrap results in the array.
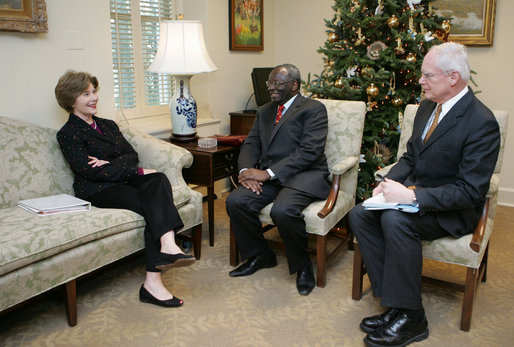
[{"xmin": 169, "ymin": 74, "xmax": 199, "ymax": 142}]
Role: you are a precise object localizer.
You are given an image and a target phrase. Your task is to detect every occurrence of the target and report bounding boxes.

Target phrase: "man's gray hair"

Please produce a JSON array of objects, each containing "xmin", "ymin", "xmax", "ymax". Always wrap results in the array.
[
  {"xmin": 275, "ymin": 63, "xmax": 301, "ymax": 85},
  {"xmin": 429, "ymin": 42, "xmax": 470, "ymax": 82}
]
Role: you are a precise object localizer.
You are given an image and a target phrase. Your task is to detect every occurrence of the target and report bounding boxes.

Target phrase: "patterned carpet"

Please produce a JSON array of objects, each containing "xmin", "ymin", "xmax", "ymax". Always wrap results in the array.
[{"xmin": 1, "ymin": 195, "xmax": 513, "ymax": 346}]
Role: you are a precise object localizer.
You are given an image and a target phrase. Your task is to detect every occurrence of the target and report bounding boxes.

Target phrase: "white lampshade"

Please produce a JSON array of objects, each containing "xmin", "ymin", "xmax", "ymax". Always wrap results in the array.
[
  {"xmin": 148, "ymin": 20, "xmax": 217, "ymax": 142},
  {"xmin": 148, "ymin": 20, "xmax": 217, "ymax": 74}
]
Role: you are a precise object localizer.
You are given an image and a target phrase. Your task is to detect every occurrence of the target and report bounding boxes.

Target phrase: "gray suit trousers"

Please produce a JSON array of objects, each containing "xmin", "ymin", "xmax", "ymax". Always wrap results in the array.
[{"xmin": 348, "ymin": 203, "xmax": 449, "ymax": 309}]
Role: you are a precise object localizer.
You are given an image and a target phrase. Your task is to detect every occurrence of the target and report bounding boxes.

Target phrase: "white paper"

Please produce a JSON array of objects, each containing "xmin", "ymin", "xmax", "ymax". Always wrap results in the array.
[
  {"xmin": 362, "ymin": 193, "xmax": 419, "ymax": 213},
  {"xmin": 17, "ymin": 194, "xmax": 91, "ymax": 216}
]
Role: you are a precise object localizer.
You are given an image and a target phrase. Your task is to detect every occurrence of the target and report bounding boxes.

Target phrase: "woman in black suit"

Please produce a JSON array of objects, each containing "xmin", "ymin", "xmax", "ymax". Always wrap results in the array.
[{"xmin": 55, "ymin": 70, "xmax": 195, "ymax": 308}]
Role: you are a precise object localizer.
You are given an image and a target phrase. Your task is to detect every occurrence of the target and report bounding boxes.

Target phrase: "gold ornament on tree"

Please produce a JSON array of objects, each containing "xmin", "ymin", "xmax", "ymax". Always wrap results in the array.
[
  {"xmin": 334, "ymin": 77, "xmax": 344, "ymax": 89},
  {"xmin": 392, "ymin": 95, "xmax": 403, "ymax": 106},
  {"xmin": 394, "ymin": 37, "xmax": 405, "ymax": 55},
  {"xmin": 328, "ymin": 32, "xmax": 339, "ymax": 43},
  {"xmin": 408, "ymin": 16, "xmax": 417, "ymax": 38},
  {"xmin": 387, "ymin": 15, "xmax": 399, "ymax": 29},
  {"xmin": 388, "ymin": 73, "xmax": 403, "ymax": 106},
  {"xmin": 361, "ymin": 66, "xmax": 374, "ymax": 78},
  {"xmin": 355, "ymin": 27, "xmax": 366, "ymax": 45},
  {"xmin": 366, "ymin": 83, "xmax": 379, "ymax": 97},
  {"xmin": 366, "ymin": 83, "xmax": 379, "ymax": 111},
  {"xmin": 441, "ymin": 20, "xmax": 451, "ymax": 33},
  {"xmin": 433, "ymin": 29, "xmax": 447, "ymax": 42},
  {"xmin": 406, "ymin": 53, "xmax": 417, "ymax": 63}
]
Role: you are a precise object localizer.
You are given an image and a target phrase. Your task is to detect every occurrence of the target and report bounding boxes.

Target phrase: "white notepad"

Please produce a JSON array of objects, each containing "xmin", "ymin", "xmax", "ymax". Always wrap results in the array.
[
  {"xmin": 362, "ymin": 193, "xmax": 419, "ymax": 213},
  {"xmin": 17, "ymin": 194, "xmax": 91, "ymax": 216}
]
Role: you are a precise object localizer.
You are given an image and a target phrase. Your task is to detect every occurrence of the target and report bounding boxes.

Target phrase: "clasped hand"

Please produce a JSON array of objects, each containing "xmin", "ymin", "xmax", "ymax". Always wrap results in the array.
[
  {"xmin": 87, "ymin": 156, "xmax": 155, "ymax": 175},
  {"xmin": 373, "ymin": 178, "xmax": 415, "ymax": 204},
  {"xmin": 238, "ymin": 168, "xmax": 270, "ymax": 195}
]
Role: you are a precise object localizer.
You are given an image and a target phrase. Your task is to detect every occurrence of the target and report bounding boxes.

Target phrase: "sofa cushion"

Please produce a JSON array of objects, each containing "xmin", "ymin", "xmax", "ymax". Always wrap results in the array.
[
  {"xmin": 0, "ymin": 116, "xmax": 74, "ymax": 209},
  {"xmin": 0, "ymin": 181, "xmax": 192, "ymax": 277},
  {"xmin": 0, "ymin": 207, "xmax": 145, "ymax": 276}
]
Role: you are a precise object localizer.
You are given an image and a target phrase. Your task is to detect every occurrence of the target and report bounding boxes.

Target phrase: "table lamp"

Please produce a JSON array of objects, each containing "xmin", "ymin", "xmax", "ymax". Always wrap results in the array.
[{"xmin": 148, "ymin": 20, "xmax": 217, "ymax": 142}]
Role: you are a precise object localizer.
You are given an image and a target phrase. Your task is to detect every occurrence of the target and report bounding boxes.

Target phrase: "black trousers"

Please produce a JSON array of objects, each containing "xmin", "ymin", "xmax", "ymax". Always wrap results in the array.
[
  {"xmin": 226, "ymin": 181, "xmax": 317, "ymax": 274},
  {"xmin": 87, "ymin": 173, "xmax": 184, "ymax": 272},
  {"xmin": 348, "ymin": 203, "xmax": 449, "ymax": 310}
]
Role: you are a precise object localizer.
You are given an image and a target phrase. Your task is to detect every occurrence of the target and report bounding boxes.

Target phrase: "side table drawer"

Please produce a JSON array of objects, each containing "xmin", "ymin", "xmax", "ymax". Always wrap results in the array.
[
  {"xmin": 212, "ymin": 151, "xmax": 238, "ymax": 166},
  {"xmin": 213, "ymin": 162, "xmax": 237, "ymax": 180}
]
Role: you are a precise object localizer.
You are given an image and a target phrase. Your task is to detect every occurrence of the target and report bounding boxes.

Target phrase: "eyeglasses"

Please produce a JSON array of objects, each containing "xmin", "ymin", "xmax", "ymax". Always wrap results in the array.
[
  {"xmin": 420, "ymin": 72, "xmax": 444, "ymax": 80},
  {"xmin": 265, "ymin": 80, "xmax": 294, "ymax": 88}
]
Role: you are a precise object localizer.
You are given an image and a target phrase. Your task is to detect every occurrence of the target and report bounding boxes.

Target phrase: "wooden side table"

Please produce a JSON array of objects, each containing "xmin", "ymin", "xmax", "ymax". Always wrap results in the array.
[
  {"xmin": 170, "ymin": 141, "xmax": 239, "ymax": 246},
  {"xmin": 229, "ymin": 111, "xmax": 257, "ymax": 135}
]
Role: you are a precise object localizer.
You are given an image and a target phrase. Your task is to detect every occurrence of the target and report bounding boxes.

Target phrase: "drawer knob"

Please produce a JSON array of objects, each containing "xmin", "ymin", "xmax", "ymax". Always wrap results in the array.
[
  {"xmin": 224, "ymin": 153, "xmax": 234, "ymax": 161},
  {"xmin": 225, "ymin": 165, "xmax": 234, "ymax": 174}
]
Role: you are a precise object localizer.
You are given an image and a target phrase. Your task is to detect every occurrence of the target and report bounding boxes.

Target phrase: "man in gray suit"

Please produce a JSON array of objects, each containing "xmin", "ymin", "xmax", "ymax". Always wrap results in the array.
[
  {"xmin": 226, "ymin": 64, "xmax": 330, "ymax": 296},
  {"xmin": 348, "ymin": 43, "xmax": 500, "ymax": 346}
]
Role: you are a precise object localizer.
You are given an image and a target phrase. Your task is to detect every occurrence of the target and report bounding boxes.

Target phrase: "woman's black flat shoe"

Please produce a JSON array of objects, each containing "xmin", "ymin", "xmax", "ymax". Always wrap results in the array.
[
  {"xmin": 155, "ymin": 252, "xmax": 196, "ymax": 270},
  {"xmin": 139, "ymin": 285, "xmax": 183, "ymax": 307}
]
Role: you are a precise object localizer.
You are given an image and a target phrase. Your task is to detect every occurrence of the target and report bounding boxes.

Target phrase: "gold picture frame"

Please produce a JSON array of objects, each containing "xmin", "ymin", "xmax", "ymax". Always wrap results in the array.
[
  {"xmin": 432, "ymin": 0, "xmax": 496, "ymax": 46},
  {"xmin": 0, "ymin": 0, "xmax": 48, "ymax": 33},
  {"xmin": 229, "ymin": 0, "xmax": 263, "ymax": 51}
]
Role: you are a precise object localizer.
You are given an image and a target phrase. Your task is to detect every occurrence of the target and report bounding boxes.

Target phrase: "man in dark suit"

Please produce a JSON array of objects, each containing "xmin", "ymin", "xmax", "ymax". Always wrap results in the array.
[
  {"xmin": 348, "ymin": 43, "xmax": 500, "ymax": 346},
  {"xmin": 226, "ymin": 64, "xmax": 330, "ymax": 295}
]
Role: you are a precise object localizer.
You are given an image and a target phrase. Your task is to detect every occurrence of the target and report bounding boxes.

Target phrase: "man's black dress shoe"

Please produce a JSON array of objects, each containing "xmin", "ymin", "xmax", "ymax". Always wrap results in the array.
[
  {"xmin": 139, "ymin": 285, "xmax": 183, "ymax": 307},
  {"xmin": 296, "ymin": 263, "xmax": 315, "ymax": 296},
  {"xmin": 364, "ymin": 313, "xmax": 429, "ymax": 347},
  {"xmin": 360, "ymin": 308, "xmax": 400, "ymax": 333},
  {"xmin": 155, "ymin": 252, "xmax": 196, "ymax": 270},
  {"xmin": 229, "ymin": 252, "xmax": 277, "ymax": 277}
]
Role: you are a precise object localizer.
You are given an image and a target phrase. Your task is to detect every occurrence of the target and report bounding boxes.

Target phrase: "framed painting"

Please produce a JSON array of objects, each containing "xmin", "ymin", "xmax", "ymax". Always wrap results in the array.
[
  {"xmin": 432, "ymin": 0, "xmax": 496, "ymax": 46},
  {"xmin": 229, "ymin": 0, "xmax": 263, "ymax": 51},
  {"xmin": 0, "ymin": 0, "xmax": 48, "ymax": 33}
]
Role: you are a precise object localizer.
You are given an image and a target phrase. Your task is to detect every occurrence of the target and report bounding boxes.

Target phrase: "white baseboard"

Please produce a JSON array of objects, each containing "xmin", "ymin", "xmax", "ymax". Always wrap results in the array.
[{"xmin": 498, "ymin": 187, "xmax": 514, "ymax": 207}]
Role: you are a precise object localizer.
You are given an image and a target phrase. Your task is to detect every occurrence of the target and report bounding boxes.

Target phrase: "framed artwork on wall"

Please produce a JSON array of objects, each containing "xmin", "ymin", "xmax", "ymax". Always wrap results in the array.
[
  {"xmin": 432, "ymin": 0, "xmax": 496, "ymax": 46},
  {"xmin": 0, "ymin": 0, "xmax": 48, "ymax": 33},
  {"xmin": 229, "ymin": 0, "xmax": 263, "ymax": 51}
]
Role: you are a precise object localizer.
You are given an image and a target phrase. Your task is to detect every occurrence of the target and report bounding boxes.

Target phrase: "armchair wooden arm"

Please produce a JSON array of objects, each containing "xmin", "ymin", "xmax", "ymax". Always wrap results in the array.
[
  {"xmin": 470, "ymin": 198, "xmax": 489, "ymax": 253},
  {"xmin": 317, "ymin": 174, "xmax": 341, "ymax": 218}
]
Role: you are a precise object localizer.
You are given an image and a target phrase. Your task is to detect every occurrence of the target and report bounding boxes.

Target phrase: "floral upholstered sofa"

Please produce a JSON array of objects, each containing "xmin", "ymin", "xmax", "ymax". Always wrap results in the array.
[{"xmin": 0, "ymin": 116, "xmax": 203, "ymax": 326}]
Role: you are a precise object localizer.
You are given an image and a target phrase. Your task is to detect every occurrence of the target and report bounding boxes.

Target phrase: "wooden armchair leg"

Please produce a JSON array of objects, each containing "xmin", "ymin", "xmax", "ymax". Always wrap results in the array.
[
  {"xmin": 352, "ymin": 243, "xmax": 364, "ymax": 300},
  {"xmin": 344, "ymin": 215, "xmax": 354, "ymax": 251},
  {"xmin": 482, "ymin": 244, "xmax": 489, "ymax": 283},
  {"xmin": 229, "ymin": 223, "xmax": 240, "ymax": 266},
  {"xmin": 64, "ymin": 280, "xmax": 77, "ymax": 327},
  {"xmin": 316, "ymin": 235, "xmax": 327, "ymax": 288},
  {"xmin": 192, "ymin": 224, "xmax": 202, "ymax": 260},
  {"xmin": 461, "ymin": 267, "xmax": 479, "ymax": 331}
]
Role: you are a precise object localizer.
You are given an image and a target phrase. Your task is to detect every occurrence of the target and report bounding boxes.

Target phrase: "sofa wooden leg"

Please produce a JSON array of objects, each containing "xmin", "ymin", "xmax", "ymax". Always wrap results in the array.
[
  {"xmin": 64, "ymin": 280, "xmax": 77, "ymax": 327},
  {"xmin": 460, "ymin": 267, "xmax": 478, "ymax": 331},
  {"xmin": 316, "ymin": 235, "xmax": 327, "ymax": 288},
  {"xmin": 192, "ymin": 224, "xmax": 202, "ymax": 260},
  {"xmin": 352, "ymin": 243, "xmax": 364, "ymax": 300}
]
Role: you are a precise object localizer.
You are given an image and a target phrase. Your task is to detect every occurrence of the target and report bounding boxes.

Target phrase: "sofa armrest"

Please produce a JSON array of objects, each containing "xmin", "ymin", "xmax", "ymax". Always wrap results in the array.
[{"xmin": 119, "ymin": 126, "xmax": 192, "ymax": 187}]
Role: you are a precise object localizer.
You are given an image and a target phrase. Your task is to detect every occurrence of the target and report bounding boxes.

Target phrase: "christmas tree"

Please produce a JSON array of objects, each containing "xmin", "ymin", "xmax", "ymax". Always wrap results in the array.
[{"xmin": 306, "ymin": 0, "xmax": 449, "ymax": 201}]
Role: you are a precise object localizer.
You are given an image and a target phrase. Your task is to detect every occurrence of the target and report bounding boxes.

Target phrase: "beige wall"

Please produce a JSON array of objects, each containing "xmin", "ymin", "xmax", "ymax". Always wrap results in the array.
[
  {"xmin": 0, "ymin": 0, "xmax": 115, "ymax": 130},
  {"xmin": 465, "ymin": 1, "xmax": 514, "ymax": 205},
  {"xmin": 1, "ymin": 0, "xmax": 512, "ymax": 205}
]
